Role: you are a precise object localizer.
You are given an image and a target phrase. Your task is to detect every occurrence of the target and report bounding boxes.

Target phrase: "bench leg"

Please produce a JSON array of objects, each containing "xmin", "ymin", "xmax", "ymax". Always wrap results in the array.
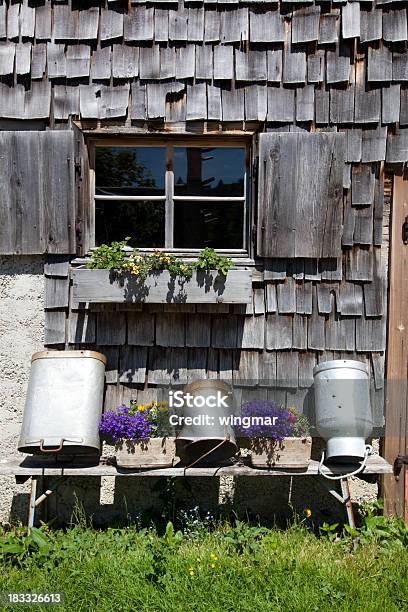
[
  {"xmin": 339, "ymin": 478, "xmax": 356, "ymax": 529},
  {"xmin": 27, "ymin": 476, "xmax": 68, "ymax": 527},
  {"xmin": 317, "ymin": 476, "xmax": 356, "ymax": 528},
  {"xmin": 27, "ymin": 476, "xmax": 38, "ymax": 528}
]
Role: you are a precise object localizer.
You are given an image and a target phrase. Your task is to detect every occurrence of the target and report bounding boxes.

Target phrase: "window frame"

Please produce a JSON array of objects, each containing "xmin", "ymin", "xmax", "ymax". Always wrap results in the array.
[{"xmin": 88, "ymin": 136, "xmax": 251, "ymax": 256}]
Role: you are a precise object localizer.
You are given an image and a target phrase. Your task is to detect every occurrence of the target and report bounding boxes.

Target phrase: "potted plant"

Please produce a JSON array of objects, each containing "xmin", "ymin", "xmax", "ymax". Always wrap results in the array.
[
  {"xmin": 71, "ymin": 240, "xmax": 253, "ymax": 304},
  {"xmin": 99, "ymin": 401, "xmax": 177, "ymax": 469},
  {"xmin": 236, "ymin": 401, "xmax": 312, "ymax": 469}
]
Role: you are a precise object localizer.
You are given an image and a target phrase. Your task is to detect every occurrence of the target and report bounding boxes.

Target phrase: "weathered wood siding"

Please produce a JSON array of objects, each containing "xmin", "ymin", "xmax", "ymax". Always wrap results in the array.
[
  {"xmin": 0, "ymin": 131, "xmax": 76, "ymax": 254},
  {"xmin": 257, "ymin": 133, "xmax": 344, "ymax": 258},
  {"xmin": 44, "ymin": 257, "xmax": 387, "ymax": 430},
  {"xmin": 72, "ymin": 269, "xmax": 253, "ymax": 304},
  {"xmin": 0, "ymin": 0, "xmax": 396, "ymax": 429},
  {"xmin": 0, "ymin": 0, "xmax": 404, "ymax": 149}
]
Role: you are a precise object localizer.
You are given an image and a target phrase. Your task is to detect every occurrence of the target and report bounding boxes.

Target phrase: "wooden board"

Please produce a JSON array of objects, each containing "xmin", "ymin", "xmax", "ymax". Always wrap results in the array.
[
  {"xmin": 257, "ymin": 133, "xmax": 344, "ymax": 258},
  {"xmin": 0, "ymin": 131, "xmax": 76, "ymax": 255},
  {"xmin": 72, "ymin": 269, "xmax": 253, "ymax": 304},
  {"xmin": 383, "ymin": 175, "xmax": 408, "ymax": 520},
  {"xmin": 0, "ymin": 455, "xmax": 392, "ymax": 477}
]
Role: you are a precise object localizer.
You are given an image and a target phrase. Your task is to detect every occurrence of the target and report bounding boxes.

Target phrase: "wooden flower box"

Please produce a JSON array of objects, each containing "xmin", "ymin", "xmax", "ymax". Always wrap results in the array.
[
  {"xmin": 71, "ymin": 268, "xmax": 253, "ymax": 304},
  {"xmin": 116, "ymin": 437, "xmax": 177, "ymax": 469},
  {"xmin": 239, "ymin": 437, "xmax": 312, "ymax": 469}
]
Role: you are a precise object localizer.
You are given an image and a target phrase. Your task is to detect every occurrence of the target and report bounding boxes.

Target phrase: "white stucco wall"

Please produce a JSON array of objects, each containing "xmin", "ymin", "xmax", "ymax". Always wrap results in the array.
[{"xmin": 0, "ymin": 256, "xmax": 44, "ymax": 523}]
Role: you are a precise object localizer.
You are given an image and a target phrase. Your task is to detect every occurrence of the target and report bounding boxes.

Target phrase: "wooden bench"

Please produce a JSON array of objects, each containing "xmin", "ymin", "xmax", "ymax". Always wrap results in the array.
[{"xmin": 0, "ymin": 455, "xmax": 392, "ymax": 528}]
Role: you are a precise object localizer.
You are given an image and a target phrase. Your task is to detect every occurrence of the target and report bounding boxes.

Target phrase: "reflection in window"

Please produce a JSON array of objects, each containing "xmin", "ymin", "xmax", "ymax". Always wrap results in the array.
[
  {"xmin": 174, "ymin": 148, "xmax": 245, "ymax": 197},
  {"xmin": 174, "ymin": 202, "xmax": 244, "ymax": 249},
  {"xmin": 95, "ymin": 147, "xmax": 166, "ymax": 196},
  {"xmin": 95, "ymin": 201, "xmax": 165, "ymax": 248}
]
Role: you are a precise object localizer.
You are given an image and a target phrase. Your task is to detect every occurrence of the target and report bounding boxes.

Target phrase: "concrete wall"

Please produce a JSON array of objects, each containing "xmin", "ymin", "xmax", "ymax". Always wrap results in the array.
[{"xmin": 0, "ymin": 256, "xmax": 45, "ymax": 523}]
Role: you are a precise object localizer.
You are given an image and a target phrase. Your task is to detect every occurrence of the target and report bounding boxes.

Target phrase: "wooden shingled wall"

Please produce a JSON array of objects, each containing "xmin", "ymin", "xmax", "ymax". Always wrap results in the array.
[
  {"xmin": 0, "ymin": 0, "xmax": 404, "ymax": 151},
  {"xmin": 44, "ymin": 255, "xmax": 387, "ymax": 430},
  {"xmin": 0, "ymin": 0, "xmax": 399, "ymax": 429}
]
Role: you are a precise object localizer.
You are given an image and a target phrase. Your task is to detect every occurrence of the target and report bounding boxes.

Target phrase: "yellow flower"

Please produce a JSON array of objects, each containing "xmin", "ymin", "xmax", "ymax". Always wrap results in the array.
[
  {"xmin": 304, "ymin": 508, "xmax": 312, "ymax": 518},
  {"xmin": 138, "ymin": 404, "xmax": 145, "ymax": 412},
  {"xmin": 188, "ymin": 567, "xmax": 194, "ymax": 576},
  {"xmin": 210, "ymin": 553, "xmax": 218, "ymax": 560},
  {"xmin": 210, "ymin": 563, "xmax": 216, "ymax": 569}
]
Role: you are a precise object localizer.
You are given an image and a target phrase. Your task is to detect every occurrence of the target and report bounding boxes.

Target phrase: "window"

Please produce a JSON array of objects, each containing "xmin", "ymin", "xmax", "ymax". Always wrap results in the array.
[{"xmin": 92, "ymin": 140, "xmax": 248, "ymax": 252}]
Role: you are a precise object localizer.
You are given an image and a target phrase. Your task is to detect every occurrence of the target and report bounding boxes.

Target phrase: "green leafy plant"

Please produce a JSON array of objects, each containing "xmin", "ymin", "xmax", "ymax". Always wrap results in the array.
[
  {"xmin": 126, "ymin": 250, "xmax": 193, "ymax": 282},
  {"xmin": 343, "ymin": 499, "xmax": 408, "ymax": 548},
  {"xmin": 87, "ymin": 238, "xmax": 131, "ymax": 271},
  {"xmin": 319, "ymin": 522, "xmax": 339, "ymax": 542},
  {"xmin": 86, "ymin": 241, "xmax": 234, "ymax": 281},
  {"xmin": 146, "ymin": 522, "xmax": 184, "ymax": 589},
  {"xmin": 0, "ymin": 526, "xmax": 50, "ymax": 566},
  {"xmin": 195, "ymin": 247, "xmax": 234, "ymax": 277},
  {"xmin": 162, "ymin": 521, "xmax": 184, "ymax": 550},
  {"xmin": 221, "ymin": 520, "xmax": 268, "ymax": 554}
]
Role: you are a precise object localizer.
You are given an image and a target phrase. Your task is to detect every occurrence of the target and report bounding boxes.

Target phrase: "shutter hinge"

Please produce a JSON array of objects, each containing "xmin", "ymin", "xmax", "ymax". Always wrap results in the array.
[
  {"xmin": 402, "ymin": 216, "xmax": 408, "ymax": 245},
  {"xmin": 394, "ymin": 454, "xmax": 408, "ymax": 480},
  {"xmin": 76, "ymin": 220, "xmax": 83, "ymax": 249},
  {"xmin": 74, "ymin": 157, "xmax": 82, "ymax": 176}
]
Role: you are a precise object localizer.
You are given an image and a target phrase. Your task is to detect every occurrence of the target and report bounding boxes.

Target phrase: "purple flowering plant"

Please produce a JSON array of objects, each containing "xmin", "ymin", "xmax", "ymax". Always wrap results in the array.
[
  {"xmin": 99, "ymin": 405, "xmax": 152, "ymax": 444},
  {"xmin": 99, "ymin": 401, "xmax": 171, "ymax": 444},
  {"xmin": 236, "ymin": 400, "xmax": 309, "ymax": 441}
]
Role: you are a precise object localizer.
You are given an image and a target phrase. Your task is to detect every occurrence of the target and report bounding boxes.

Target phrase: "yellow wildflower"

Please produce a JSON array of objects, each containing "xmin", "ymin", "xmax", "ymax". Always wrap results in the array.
[
  {"xmin": 188, "ymin": 567, "xmax": 194, "ymax": 576},
  {"xmin": 304, "ymin": 508, "xmax": 312, "ymax": 518},
  {"xmin": 138, "ymin": 404, "xmax": 145, "ymax": 412},
  {"xmin": 210, "ymin": 553, "xmax": 218, "ymax": 560},
  {"xmin": 210, "ymin": 563, "xmax": 216, "ymax": 569}
]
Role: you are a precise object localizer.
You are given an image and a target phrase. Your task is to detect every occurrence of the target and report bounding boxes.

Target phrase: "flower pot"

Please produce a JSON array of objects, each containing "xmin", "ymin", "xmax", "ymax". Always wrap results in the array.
[
  {"xmin": 72, "ymin": 268, "xmax": 253, "ymax": 304},
  {"xmin": 241, "ymin": 437, "xmax": 312, "ymax": 469},
  {"xmin": 116, "ymin": 437, "xmax": 177, "ymax": 469}
]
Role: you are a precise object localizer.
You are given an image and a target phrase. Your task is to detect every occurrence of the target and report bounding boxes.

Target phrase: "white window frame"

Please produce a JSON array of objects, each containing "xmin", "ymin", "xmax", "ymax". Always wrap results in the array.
[{"xmin": 89, "ymin": 137, "xmax": 251, "ymax": 256}]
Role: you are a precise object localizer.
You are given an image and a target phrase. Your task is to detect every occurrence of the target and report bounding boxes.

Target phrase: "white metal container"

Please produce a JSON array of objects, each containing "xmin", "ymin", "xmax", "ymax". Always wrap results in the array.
[
  {"xmin": 18, "ymin": 350, "xmax": 106, "ymax": 456},
  {"xmin": 177, "ymin": 380, "xmax": 238, "ymax": 465},
  {"xmin": 313, "ymin": 359, "xmax": 373, "ymax": 462}
]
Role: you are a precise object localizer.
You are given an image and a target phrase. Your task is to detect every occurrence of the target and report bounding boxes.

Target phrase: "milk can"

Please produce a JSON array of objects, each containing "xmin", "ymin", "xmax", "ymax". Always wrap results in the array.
[
  {"xmin": 313, "ymin": 359, "xmax": 373, "ymax": 462},
  {"xmin": 177, "ymin": 380, "xmax": 238, "ymax": 465},
  {"xmin": 18, "ymin": 350, "xmax": 106, "ymax": 456}
]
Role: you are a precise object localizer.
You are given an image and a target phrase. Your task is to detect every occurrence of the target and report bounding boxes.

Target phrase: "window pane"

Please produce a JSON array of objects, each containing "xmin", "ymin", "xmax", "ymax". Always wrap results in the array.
[
  {"xmin": 95, "ymin": 201, "xmax": 165, "ymax": 248},
  {"xmin": 174, "ymin": 201, "xmax": 244, "ymax": 249},
  {"xmin": 174, "ymin": 148, "xmax": 245, "ymax": 197},
  {"xmin": 95, "ymin": 147, "xmax": 166, "ymax": 196}
]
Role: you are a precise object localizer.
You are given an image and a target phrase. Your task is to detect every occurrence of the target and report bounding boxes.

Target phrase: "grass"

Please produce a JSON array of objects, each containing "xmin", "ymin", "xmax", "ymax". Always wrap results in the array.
[{"xmin": 0, "ymin": 511, "xmax": 407, "ymax": 612}]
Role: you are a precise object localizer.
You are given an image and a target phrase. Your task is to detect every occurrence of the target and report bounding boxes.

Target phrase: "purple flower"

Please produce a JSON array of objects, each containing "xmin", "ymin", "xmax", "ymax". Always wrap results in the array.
[
  {"xmin": 99, "ymin": 405, "xmax": 152, "ymax": 443},
  {"xmin": 237, "ymin": 400, "xmax": 295, "ymax": 441}
]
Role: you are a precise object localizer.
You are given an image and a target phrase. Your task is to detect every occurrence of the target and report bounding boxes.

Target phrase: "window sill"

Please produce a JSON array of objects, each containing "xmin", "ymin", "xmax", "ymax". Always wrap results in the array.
[{"xmin": 71, "ymin": 268, "xmax": 253, "ymax": 305}]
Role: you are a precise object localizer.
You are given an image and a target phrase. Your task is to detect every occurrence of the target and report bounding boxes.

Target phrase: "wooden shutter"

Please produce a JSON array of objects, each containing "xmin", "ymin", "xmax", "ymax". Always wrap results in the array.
[
  {"xmin": 257, "ymin": 132, "xmax": 345, "ymax": 258},
  {"xmin": 0, "ymin": 130, "xmax": 76, "ymax": 254},
  {"xmin": 73, "ymin": 124, "xmax": 91, "ymax": 256}
]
